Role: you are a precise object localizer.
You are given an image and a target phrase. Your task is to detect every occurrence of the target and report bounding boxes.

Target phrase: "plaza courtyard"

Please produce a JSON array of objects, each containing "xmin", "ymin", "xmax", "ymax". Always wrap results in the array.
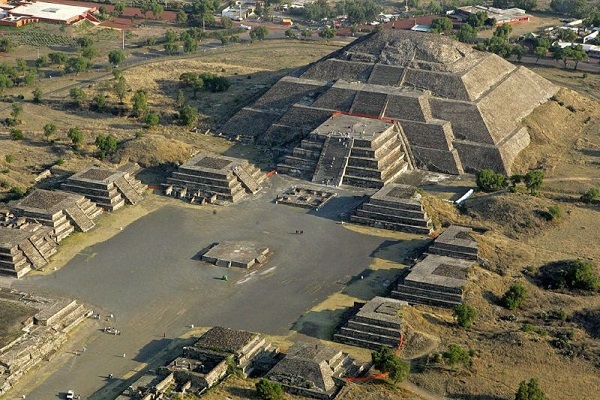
[{"xmin": 7, "ymin": 174, "xmax": 429, "ymax": 399}]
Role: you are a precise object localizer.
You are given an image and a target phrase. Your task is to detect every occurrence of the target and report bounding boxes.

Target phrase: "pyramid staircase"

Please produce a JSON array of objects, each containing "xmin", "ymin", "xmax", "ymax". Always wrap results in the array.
[
  {"xmin": 233, "ymin": 165, "xmax": 261, "ymax": 194},
  {"xmin": 311, "ymin": 136, "xmax": 353, "ymax": 186},
  {"xmin": 114, "ymin": 175, "xmax": 144, "ymax": 205}
]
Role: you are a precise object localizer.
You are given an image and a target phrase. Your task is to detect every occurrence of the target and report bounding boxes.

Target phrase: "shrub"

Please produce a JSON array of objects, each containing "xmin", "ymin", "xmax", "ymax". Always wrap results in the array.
[
  {"xmin": 501, "ymin": 283, "xmax": 527, "ymax": 310},
  {"xmin": 95, "ymin": 134, "xmax": 118, "ymax": 158},
  {"xmin": 371, "ymin": 346, "xmax": 410, "ymax": 385},
  {"xmin": 453, "ymin": 303, "xmax": 476, "ymax": 328},
  {"xmin": 515, "ymin": 377, "xmax": 545, "ymax": 400},
  {"xmin": 255, "ymin": 379, "xmax": 283, "ymax": 400},
  {"xmin": 442, "ymin": 344, "xmax": 471, "ymax": 367},
  {"xmin": 580, "ymin": 187, "xmax": 599, "ymax": 203},
  {"xmin": 55, "ymin": 158, "xmax": 65, "ymax": 166},
  {"xmin": 476, "ymin": 169, "xmax": 508, "ymax": 192},
  {"xmin": 10, "ymin": 128, "xmax": 23, "ymax": 140},
  {"xmin": 67, "ymin": 127, "xmax": 84, "ymax": 147},
  {"xmin": 521, "ymin": 323, "xmax": 547, "ymax": 336},
  {"xmin": 546, "ymin": 205, "xmax": 564, "ymax": 221},
  {"xmin": 524, "ymin": 170, "xmax": 544, "ymax": 195},
  {"xmin": 144, "ymin": 112, "xmax": 159, "ymax": 127},
  {"xmin": 9, "ymin": 186, "xmax": 25, "ymax": 196},
  {"xmin": 5, "ymin": 154, "xmax": 14, "ymax": 163},
  {"xmin": 565, "ymin": 260, "xmax": 598, "ymax": 291}
]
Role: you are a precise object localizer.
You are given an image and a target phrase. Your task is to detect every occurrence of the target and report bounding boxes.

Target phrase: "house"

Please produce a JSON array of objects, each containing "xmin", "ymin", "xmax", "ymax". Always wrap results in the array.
[
  {"xmin": 9, "ymin": 1, "xmax": 98, "ymax": 24},
  {"xmin": 456, "ymin": 5, "xmax": 532, "ymax": 26}
]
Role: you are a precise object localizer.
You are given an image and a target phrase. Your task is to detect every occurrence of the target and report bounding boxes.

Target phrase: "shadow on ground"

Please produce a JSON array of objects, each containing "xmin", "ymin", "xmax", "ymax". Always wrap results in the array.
[{"xmin": 370, "ymin": 238, "xmax": 432, "ymax": 264}]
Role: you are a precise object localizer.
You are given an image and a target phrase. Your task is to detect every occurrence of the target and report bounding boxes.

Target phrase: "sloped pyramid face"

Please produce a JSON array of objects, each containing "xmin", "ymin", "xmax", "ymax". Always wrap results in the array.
[{"xmin": 221, "ymin": 30, "xmax": 558, "ymax": 175}]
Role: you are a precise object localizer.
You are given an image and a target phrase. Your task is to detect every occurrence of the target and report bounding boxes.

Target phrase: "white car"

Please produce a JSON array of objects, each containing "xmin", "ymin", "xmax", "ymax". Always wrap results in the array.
[
  {"xmin": 239, "ymin": 24, "xmax": 252, "ymax": 30},
  {"xmin": 66, "ymin": 390, "xmax": 74, "ymax": 400}
]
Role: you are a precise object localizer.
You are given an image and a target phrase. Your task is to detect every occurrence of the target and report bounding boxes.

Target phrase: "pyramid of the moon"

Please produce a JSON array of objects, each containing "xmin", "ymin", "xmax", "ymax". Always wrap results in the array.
[{"xmin": 221, "ymin": 30, "xmax": 558, "ymax": 182}]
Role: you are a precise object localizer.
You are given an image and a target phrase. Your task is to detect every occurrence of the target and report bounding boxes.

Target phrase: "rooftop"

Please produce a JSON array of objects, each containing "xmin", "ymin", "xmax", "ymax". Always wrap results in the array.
[
  {"xmin": 68, "ymin": 166, "xmax": 124, "ymax": 184},
  {"xmin": 434, "ymin": 225, "xmax": 478, "ymax": 251},
  {"xmin": 312, "ymin": 114, "xmax": 393, "ymax": 139},
  {"xmin": 194, "ymin": 326, "xmax": 258, "ymax": 355},
  {"xmin": 356, "ymin": 296, "xmax": 407, "ymax": 326},
  {"xmin": 14, "ymin": 189, "xmax": 81, "ymax": 214},
  {"xmin": 0, "ymin": 226, "xmax": 35, "ymax": 249},
  {"xmin": 10, "ymin": 1, "xmax": 95, "ymax": 22},
  {"xmin": 179, "ymin": 153, "xmax": 244, "ymax": 173},
  {"xmin": 406, "ymin": 254, "xmax": 473, "ymax": 289}
]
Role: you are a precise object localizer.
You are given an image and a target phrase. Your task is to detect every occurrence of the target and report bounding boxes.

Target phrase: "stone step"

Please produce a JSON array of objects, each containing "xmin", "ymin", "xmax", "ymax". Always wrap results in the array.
[
  {"xmin": 64, "ymin": 206, "xmax": 95, "ymax": 233},
  {"xmin": 346, "ymin": 320, "xmax": 403, "ymax": 338},
  {"xmin": 390, "ymin": 289, "xmax": 461, "ymax": 309},
  {"xmin": 312, "ymin": 136, "xmax": 353, "ymax": 186},
  {"xmin": 338, "ymin": 327, "xmax": 400, "ymax": 347},
  {"xmin": 114, "ymin": 176, "xmax": 143, "ymax": 205},
  {"xmin": 429, "ymin": 244, "xmax": 478, "ymax": 260},
  {"xmin": 334, "ymin": 333, "xmax": 396, "ymax": 351},
  {"xmin": 354, "ymin": 209, "xmax": 430, "ymax": 227},
  {"xmin": 233, "ymin": 166, "xmax": 261, "ymax": 194},
  {"xmin": 368, "ymin": 198, "xmax": 424, "ymax": 211},
  {"xmin": 361, "ymin": 203, "xmax": 427, "ymax": 219},
  {"xmin": 342, "ymin": 174, "xmax": 384, "ymax": 189},
  {"xmin": 18, "ymin": 239, "xmax": 47, "ymax": 269},
  {"xmin": 350, "ymin": 215, "xmax": 432, "ymax": 235},
  {"xmin": 395, "ymin": 283, "xmax": 463, "ymax": 303}
]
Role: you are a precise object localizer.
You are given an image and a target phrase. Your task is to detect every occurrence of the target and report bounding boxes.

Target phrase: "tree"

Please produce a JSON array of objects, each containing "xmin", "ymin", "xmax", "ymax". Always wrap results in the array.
[
  {"xmin": 67, "ymin": 127, "xmax": 84, "ymax": 147},
  {"xmin": 48, "ymin": 52, "xmax": 68, "ymax": 65},
  {"xmin": 23, "ymin": 71, "xmax": 36, "ymax": 87},
  {"xmin": 35, "ymin": 56, "xmax": 48, "ymax": 68},
  {"xmin": 176, "ymin": 10, "xmax": 188, "ymax": 24},
  {"xmin": 81, "ymin": 45, "xmax": 96, "ymax": 59},
  {"xmin": 250, "ymin": 26, "xmax": 270, "ymax": 41},
  {"xmin": 32, "ymin": 87, "xmax": 42, "ymax": 103},
  {"xmin": 114, "ymin": 76, "xmax": 127, "ymax": 103},
  {"xmin": 141, "ymin": 1, "xmax": 151, "ymax": 17},
  {"xmin": 285, "ymin": 28, "xmax": 297, "ymax": 39},
  {"xmin": 76, "ymin": 37, "xmax": 94, "ymax": 49},
  {"xmin": 150, "ymin": 2, "xmax": 164, "ymax": 19},
  {"xmin": 442, "ymin": 344, "xmax": 471, "ymax": 367},
  {"xmin": 10, "ymin": 128, "xmax": 23, "ymax": 140},
  {"xmin": 186, "ymin": 0, "xmax": 220, "ymax": 31},
  {"xmin": 183, "ymin": 36, "xmax": 198, "ymax": 53},
  {"xmin": 550, "ymin": 0, "xmax": 588, "ymax": 17},
  {"xmin": 255, "ymin": 379, "xmax": 283, "ymax": 400},
  {"xmin": 514, "ymin": 0, "xmax": 537, "ymax": 11},
  {"xmin": 0, "ymin": 74, "xmax": 13, "ymax": 93},
  {"xmin": 165, "ymin": 30, "xmax": 178, "ymax": 43},
  {"xmin": 43, "ymin": 123, "xmax": 57, "ymax": 141},
  {"xmin": 534, "ymin": 46, "xmax": 548, "ymax": 62},
  {"xmin": 465, "ymin": 11, "xmax": 488, "ymax": 28},
  {"xmin": 301, "ymin": 29, "xmax": 313, "ymax": 39},
  {"xmin": 145, "ymin": 112, "xmax": 160, "ymax": 128},
  {"xmin": 69, "ymin": 87, "xmax": 87, "ymax": 108},
  {"xmin": 65, "ymin": 56, "xmax": 90, "ymax": 75},
  {"xmin": 453, "ymin": 304, "xmax": 476, "ymax": 328},
  {"xmin": 91, "ymin": 94, "xmax": 106, "ymax": 111},
  {"xmin": 494, "ymin": 24, "xmax": 513, "ymax": 41},
  {"xmin": 431, "ymin": 17, "xmax": 453, "ymax": 33},
  {"xmin": 570, "ymin": 45, "xmax": 588, "ymax": 70},
  {"xmin": 515, "ymin": 378, "xmax": 545, "ymax": 400},
  {"xmin": 319, "ymin": 26, "xmax": 336, "ymax": 39},
  {"xmin": 131, "ymin": 89, "xmax": 148, "ymax": 117},
  {"xmin": 524, "ymin": 170, "xmax": 544, "ymax": 195},
  {"xmin": 176, "ymin": 89, "xmax": 186, "ymax": 107},
  {"xmin": 222, "ymin": 16, "xmax": 233, "ymax": 29},
  {"xmin": 371, "ymin": 346, "xmax": 410, "ymax": 385},
  {"xmin": 164, "ymin": 42, "xmax": 179, "ymax": 55},
  {"xmin": 179, "ymin": 104, "xmax": 198, "ymax": 127},
  {"xmin": 580, "ymin": 187, "xmax": 599, "ymax": 203},
  {"xmin": 113, "ymin": 1, "xmax": 125, "ymax": 16},
  {"xmin": 512, "ymin": 44, "xmax": 526, "ymax": 61},
  {"xmin": 476, "ymin": 169, "xmax": 508, "ymax": 192},
  {"xmin": 456, "ymin": 23, "xmax": 477, "ymax": 42},
  {"xmin": 199, "ymin": 73, "xmax": 230, "ymax": 92},
  {"xmin": 584, "ymin": 11, "xmax": 600, "ymax": 28},
  {"xmin": 108, "ymin": 49, "xmax": 126, "ymax": 67},
  {"xmin": 10, "ymin": 102, "xmax": 23, "ymax": 123},
  {"xmin": 565, "ymin": 260, "xmax": 599, "ymax": 291},
  {"xmin": 556, "ymin": 28, "xmax": 578, "ymax": 42},
  {"xmin": 501, "ymin": 283, "xmax": 527, "ymax": 310},
  {"xmin": 0, "ymin": 37, "xmax": 14, "ymax": 53},
  {"xmin": 95, "ymin": 134, "xmax": 118, "ymax": 158}
]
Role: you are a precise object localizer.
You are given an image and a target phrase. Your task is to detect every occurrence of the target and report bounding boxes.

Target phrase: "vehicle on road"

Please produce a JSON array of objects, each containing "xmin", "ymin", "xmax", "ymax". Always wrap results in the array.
[
  {"xmin": 66, "ymin": 390, "xmax": 74, "ymax": 400},
  {"xmin": 239, "ymin": 24, "xmax": 251, "ymax": 30}
]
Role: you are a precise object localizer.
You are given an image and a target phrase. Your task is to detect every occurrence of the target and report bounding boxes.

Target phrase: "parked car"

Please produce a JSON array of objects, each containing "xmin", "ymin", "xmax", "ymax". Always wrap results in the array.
[
  {"xmin": 66, "ymin": 390, "xmax": 75, "ymax": 400},
  {"xmin": 239, "ymin": 24, "xmax": 252, "ymax": 30}
]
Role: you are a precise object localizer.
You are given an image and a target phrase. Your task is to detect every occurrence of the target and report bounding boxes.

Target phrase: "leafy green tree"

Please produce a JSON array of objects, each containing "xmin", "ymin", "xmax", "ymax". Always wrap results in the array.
[
  {"xmin": 108, "ymin": 49, "xmax": 126, "ymax": 67},
  {"xmin": 0, "ymin": 73, "xmax": 13, "ymax": 93},
  {"xmin": 515, "ymin": 377, "xmax": 545, "ymax": 400},
  {"xmin": 255, "ymin": 379, "xmax": 283, "ymax": 400},
  {"xmin": 43, "ymin": 123, "xmax": 57, "ymax": 141},
  {"xmin": 95, "ymin": 134, "xmax": 118, "ymax": 158},
  {"xmin": 319, "ymin": 26, "xmax": 337, "ymax": 38},
  {"xmin": 371, "ymin": 346, "xmax": 410, "ymax": 385},
  {"xmin": 580, "ymin": 187, "xmax": 599, "ymax": 203},
  {"xmin": 23, "ymin": 70, "xmax": 36, "ymax": 87},
  {"xmin": 428, "ymin": 0, "xmax": 442, "ymax": 14},
  {"xmin": 456, "ymin": 23, "xmax": 477, "ymax": 42},
  {"xmin": 65, "ymin": 56, "xmax": 90, "ymax": 75},
  {"xmin": 176, "ymin": 89, "xmax": 186, "ymax": 107},
  {"xmin": 550, "ymin": 0, "xmax": 588, "ymax": 17},
  {"xmin": 91, "ymin": 94, "xmax": 106, "ymax": 111},
  {"xmin": 176, "ymin": 10, "xmax": 188, "ymax": 24},
  {"xmin": 222, "ymin": 16, "xmax": 233, "ymax": 29},
  {"xmin": 524, "ymin": 170, "xmax": 544, "ymax": 195},
  {"xmin": 132, "ymin": 90, "xmax": 148, "ymax": 117},
  {"xmin": 569, "ymin": 45, "xmax": 588, "ymax": 70},
  {"xmin": 556, "ymin": 28, "xmax": 578, "ymax": 42},
  {"xmin": 164, "ymin": 42, "xmax": 179, "ymax": 55},
  {"xmin": 179, "ymin": 104, "xmax": 198, "ymax": 127},
  {"xmin": 145, "ymin": 112, "xmax": 160, "ymax": 127},
  {"xmin": 584, "ymin": 11, "xmax": 600, "ymax": 28},
  {"xmin": 67, "ymin": 127, "xmax": 84, "ymax": 147},
  {"xmin": 113, "ymin": 1, "xmax": 125, "ymax": 16},
  {"xmin": 10, "ymin": 102, "xmax": 23, "ymax": 123},
  {"xmin": 250, "ymin": 26, "xmax": 270, "ymax": 41},
  {"xmin": 32, "ymin": 87, "xmax": 42, "ymax": 103},
  {"xmin": 81, "ymin": 45, "xmax": 97, "ymax": 59},
  {"xmin": 0, "ymin": 37, "xmax": 14, "ymax": 53},
  {"xmin": 48, "ymin": 52, "xmax": 68, "ymax": 65},
  {"xmin": 183, "ymin": 36, "xmax": 198, "ymax": 53},
  {"xmin": 442, "ymin": 344, "xmax": 471, "ymax": 367},
  {"xmin": 512, "ymin": 44, "xmax": 527, "ymax": 61},
  {"xmin": 35, "ymin": 55, "xmax": 48, "ymax": 68},
  {"xmin": 476, "ymin": 169, "xmax": 508, "ymax": 192},
  {"xmin": 301, "ymin": 29, "xmax": 313, "ymax": 39},
  {"xmin": 453, "ymin": 304, "xmax": 476, "ymax": 328},
  {"xmin": 501, "ymin": 283, "xmax": 527, "ymax": 310},
  {"xmin": 431, "ymin": 17, "xmax": 453, "ymax": 33},
  {"xmin": 534, "ymin": 46, "xmax": 548, "ymax": 62},
  {"xmin": 465, "ymin": 11, "xmax": 487, "ymax": 28},
  {"xmin": 185, "ymin": 0, "xmax": 220, "ymax": 31},
  {"xmin": 114, "ymin": 76, "xmax": 127, "ymax": 103},
  {"xmin": 514, "ymin": 0, "xmax": 537, "ymax": 11},
  {"xmin": 285, "ymin": 28, "xmax": 297, "ymax": 39},
  {"xmin": 69, "ymin": 87, "xmax": 87, "ymax": 108},
  {"xmin": 494, "ymin": 24, "xmax": 513, "ymax": 41},
  {"xmin": 150, "ymin": 2, "xmax": 164, "ymax": 19},
  {"xmin": 565, "ymin": 260, "xmax": 598, "ymax": 291},
  {"xmin": 199, "ymin": 73, "xmax": 230, "ymax": 92},
  {"xmin": 76, "ymin": 37, "xmax": 94, "ymax": 49},
  {"xmin": 10, "ymin": 128, "xmax": 23, "ymax": 140},
  {"xmin": 165, "ymin": 30, "xmax": 178, "ymax": 43}
]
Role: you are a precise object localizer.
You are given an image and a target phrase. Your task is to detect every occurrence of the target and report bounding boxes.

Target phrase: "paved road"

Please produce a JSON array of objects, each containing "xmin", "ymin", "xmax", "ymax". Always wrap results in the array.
[{"xmin": 11, "ymin": 175, "xmax": 413, "ymax": 399}]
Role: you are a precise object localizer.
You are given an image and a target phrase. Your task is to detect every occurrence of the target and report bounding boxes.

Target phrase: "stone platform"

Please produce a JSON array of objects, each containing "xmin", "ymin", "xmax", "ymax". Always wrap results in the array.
[
  {"xmin": 0, "ymin": 225, "xmax": 57, "ymax": 278},
  {"xmin": 429, "ymin": 225, "xmax": 478, "ymax": 260},
  {"xmin": 12, "ymin": 189, "xmax": 102, "ymax": 241},
  {"xmin": 61, "ymin": 164, "xmax": 146, "ymax": 211},
  {"xmin": 201, "ymin": 241, "xmax": 270, "ymax": 268},
  {"xmin": 334, "ymin": 296, "xmax": 406, "ymax": 351},
  {"xmin": 350, "ymin": 184, "xmax": 433, "ymax": 235},
  {"xmin": 275, "ymin": 186, "xmax": 337, "ymax": 209},
  {"xmin": 278, "ymin": 114, "xmax": 410, "ymax": 189},
  {"xmin": 391, "ymin": 254, "xmax": 474, "ymax": 308},
  {"xmin": 166, "ymin": 153, "xmax": 264, "ymax": 204}
]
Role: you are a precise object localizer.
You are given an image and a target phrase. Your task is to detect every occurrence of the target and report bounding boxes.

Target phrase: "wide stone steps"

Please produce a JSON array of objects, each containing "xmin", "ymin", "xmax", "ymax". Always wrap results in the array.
[
  {"xmin": 233, "ymin": 166, "xmax": 261, "ymax": 194},
  {"xmin": 114, "ymin": 177, "xmax": 143, "ymax": 205},
  {"xmin": 334, "ymin": 334, "xmax": 396, "ymax": 351},
  {"xmin": 395, "ymin": 283, "xmax": 463, "ymax": 303},
  {"xmin": 346, "ymin": 320, "xmax": 402, "ymax": 336},
  {"xmin": 337, "ymin": 327, "xmax": 400, "ymax": 347},
  {"xmin": 350, "ymin": 215, "xmax": 432, "ymax": 235},
  {"xmin": 354, "ymin": 209, "xmax": 430, "ymax": 227},
  {"xmin": 65, "ymin": 207, "xmax": 95, "ymax": 232},
  {"xmin": 361, "ymin": 203, "xmax": 427, "ymax": 219},
  {"xmin": 18, "ymin": 240, "xmax": 46, "ymax": 269},
  {"xmin": 312, "ymin": 137, "xmax": 352, "ymax": 186},
  {"xmin": 390, "ymin": 288, "xmax": 462, "ymax": 309},
  {"xmin": 429, "ymin": 244, "xmax": 478, "ymax": 260}
]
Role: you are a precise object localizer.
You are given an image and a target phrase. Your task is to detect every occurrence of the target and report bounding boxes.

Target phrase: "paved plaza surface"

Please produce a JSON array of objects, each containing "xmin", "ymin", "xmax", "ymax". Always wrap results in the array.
[{"xmin": 9, "ymin": 175, "xmax": 408, "ymax": 399}]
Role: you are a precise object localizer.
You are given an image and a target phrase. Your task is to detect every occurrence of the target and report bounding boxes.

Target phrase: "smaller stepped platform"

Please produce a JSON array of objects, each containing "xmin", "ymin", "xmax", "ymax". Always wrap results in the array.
[
  {"xmin": 61, "ymin": 165, "xmax": 146, "ymax": 211},
  {"xmin": 334, "ymin": 296, "xmax": 407, "ymax": 351},
  {"xmin": 12, "ymin": 189, "xmax": 102, "ymax": 240},
  {"xmin": 429, "ymin": 225, "xmax": 478, "ymax": 260},
  {"xmin": 201, "ymin": 241, "xmax": 270, "ymax": 268},
  {"xmin": 166, "ymin": 153, "xmax": 264, "ymax": 203},
  {"xmin": 391, "ymin": 254, "xmax": 474, "ymax": 308},
  {"xmin": 350, "ymin": 184, "xmax": 433, "ymax": 235},
  {"xmin": 278, "ymin": 114, "xmax": 410, "ymax": 189},
  {"xmin": 275, "ymin": 186, "xmax": 336, "ymax": 209},
  {"xmin": 0, "ymin": 225, "xmax": 57, "ymax": 278}
]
